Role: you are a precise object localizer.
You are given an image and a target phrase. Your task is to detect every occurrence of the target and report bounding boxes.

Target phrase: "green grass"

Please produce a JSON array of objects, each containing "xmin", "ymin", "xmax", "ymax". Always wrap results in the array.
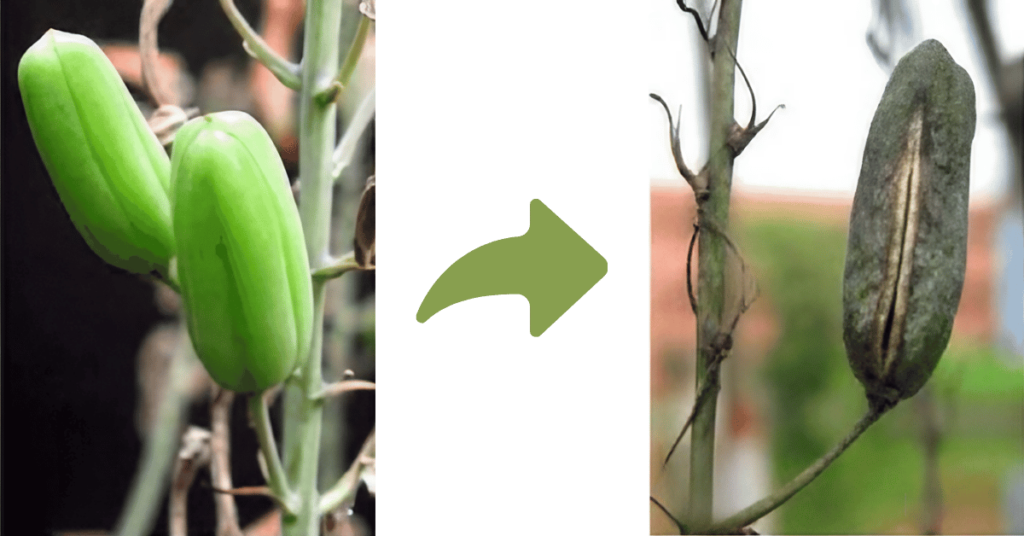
[{"xmin": 739, "ymin": 218, "xmax": 1023, "ymax": 533}]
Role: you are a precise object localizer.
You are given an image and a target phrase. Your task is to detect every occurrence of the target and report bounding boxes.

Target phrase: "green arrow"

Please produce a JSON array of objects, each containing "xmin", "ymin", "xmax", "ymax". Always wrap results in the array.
[{"xmin": 417, "ymin": 199, "xmax": 607, "ymax": 336}]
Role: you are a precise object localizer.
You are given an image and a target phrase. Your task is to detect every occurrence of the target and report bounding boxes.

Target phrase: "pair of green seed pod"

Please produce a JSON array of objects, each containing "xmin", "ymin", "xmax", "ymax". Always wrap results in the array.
[{"xmin": 19, "ymin": 29, "xmax": 313, "ymax": 393}]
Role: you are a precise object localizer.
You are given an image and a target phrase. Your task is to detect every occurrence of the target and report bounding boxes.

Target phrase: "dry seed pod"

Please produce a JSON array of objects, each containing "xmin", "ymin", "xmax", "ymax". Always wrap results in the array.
[
  {"xmin": 354, "ymin": 175, "xmax": 376, "ymax": 269},
  {"xmin": 843, "ymin": 39, "xmax": 976, "ymax": 410}
]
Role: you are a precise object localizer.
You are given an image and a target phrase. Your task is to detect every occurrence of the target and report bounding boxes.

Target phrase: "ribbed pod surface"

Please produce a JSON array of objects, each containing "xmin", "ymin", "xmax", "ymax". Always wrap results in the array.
[
  {"xmin": 172, "ymin": 111, "xmax": 313, "ymax": 392},
  {"xmin": 19, "ymin": 29, "xmax": 174, "ymax": 275}
]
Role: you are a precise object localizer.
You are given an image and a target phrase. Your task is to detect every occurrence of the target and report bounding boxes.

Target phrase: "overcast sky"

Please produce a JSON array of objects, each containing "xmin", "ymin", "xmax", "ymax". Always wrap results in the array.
[{"xmin": 648, "ymin": 0, "xmax": 1023, "ymax": 202}]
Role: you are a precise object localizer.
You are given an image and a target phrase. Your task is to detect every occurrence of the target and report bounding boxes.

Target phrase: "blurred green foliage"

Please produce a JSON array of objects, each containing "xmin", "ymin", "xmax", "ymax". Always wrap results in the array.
[
  {"xmin": 934, "ymin": 346, "xmax": 1024, "ymax": 403},
  {"xmin": 740, "ymin": 218, "xmax": 1023, "ymax": 533},
  {"xmin": 361, "ymin": 316, "xmax": 375, "ymax": 357},
  {"xmin": 741, "ymin": 219, "xmax": 859, "ymax": 532}
]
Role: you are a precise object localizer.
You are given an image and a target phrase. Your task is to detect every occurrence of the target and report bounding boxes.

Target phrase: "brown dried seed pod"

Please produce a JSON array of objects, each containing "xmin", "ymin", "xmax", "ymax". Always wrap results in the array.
[
  {"xmin": 354, "ymin": 175, "xmax": 376, "ymax": 269},
  {"xmin": 843, "ymin": 39, "xmax": 976, "ymax": 411}
]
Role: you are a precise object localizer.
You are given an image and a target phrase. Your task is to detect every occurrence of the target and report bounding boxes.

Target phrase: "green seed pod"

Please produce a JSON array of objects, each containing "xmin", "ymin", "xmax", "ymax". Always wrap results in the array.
[
  {"xmin": 171, "ymin": 111, "xmax": 313, "ymax": 393},
  {"xmin": 18, "ymin": 29, "xmax": 174, "ymax": 275},
  {"xmin": 843, "ymin": 39, "xmax": 976, "ymax": 410}
]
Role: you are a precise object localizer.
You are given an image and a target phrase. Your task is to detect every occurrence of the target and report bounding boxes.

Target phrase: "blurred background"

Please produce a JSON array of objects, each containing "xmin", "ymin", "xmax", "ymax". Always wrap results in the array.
[
  {"xmin": 648, "ymin": 0, "xmax": 1023, "ymax": 533},
  {"xmin": 2, "ymin": 1, "xmax": 375, "ymax": 534}
]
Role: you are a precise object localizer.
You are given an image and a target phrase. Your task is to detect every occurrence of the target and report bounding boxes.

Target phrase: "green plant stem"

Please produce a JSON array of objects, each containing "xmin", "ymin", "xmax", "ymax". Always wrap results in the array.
[
  {"xmin": 689, "ymin": 0, "xmax": 743, "ymax": 529},
  {"xmin": 114, "ymin": 330, "xmax": 193, "ymax": 536},
  {"xmin": 311, "ymin": 251, "xmax": 362, "ymax": 281},
  {"xmin": 217, "ymin": 0, "xmax": 301, "ymax": 89},
  {"xmin": 318, "ymin": 428, "xmax": 375, "ymax": 514},
  {"xmin": 314, "ymin": 379, "xmax": 376, "ymax": 400},
  {"xmin": 316, "ymin": 14, "xmax": 372, "ymax": 105},
  {"xmin": 710, "ymin": 406, "xmax": 887, "ymax": 531},
  {"xmin": 282, "ymin": 292, "xmax": 328, "ymax": 535},
  {"xmin": 283, "ymin": 0, "xmax": 345, "ymax": 533},
  {"xmin": 248, "ymin": 394, "xmax": 297, "ymax": 513},
  {"xmin": 338, "ymin": 16, "xmax": 371, "ymax": 88},
  {"xmin": 332, "ymin": 87, "xmax": 376, "ymax": 180}
]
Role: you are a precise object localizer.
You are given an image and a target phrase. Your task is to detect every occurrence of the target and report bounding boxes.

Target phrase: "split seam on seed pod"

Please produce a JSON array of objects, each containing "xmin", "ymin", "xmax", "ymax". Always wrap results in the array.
[{"xmin": 842, "ymin": 39, "xmax": 976, "ymax": 411}]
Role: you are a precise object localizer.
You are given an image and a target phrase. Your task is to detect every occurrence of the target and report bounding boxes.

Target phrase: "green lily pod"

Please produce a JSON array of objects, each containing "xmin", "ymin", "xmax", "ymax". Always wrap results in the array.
[
  {"xmin": 171, "ymin": 111, "xmax": 313, "ymax": 393},
  {"xmin": 18, "ymin": 29, "xmax": 174, "ymax": 276}
]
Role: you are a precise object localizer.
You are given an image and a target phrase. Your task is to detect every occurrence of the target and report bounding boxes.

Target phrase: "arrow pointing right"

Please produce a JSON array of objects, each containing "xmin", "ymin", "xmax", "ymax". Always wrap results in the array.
[{"xmin": 417, "ymin": 199, "xmax": 607, "ymax": 336}]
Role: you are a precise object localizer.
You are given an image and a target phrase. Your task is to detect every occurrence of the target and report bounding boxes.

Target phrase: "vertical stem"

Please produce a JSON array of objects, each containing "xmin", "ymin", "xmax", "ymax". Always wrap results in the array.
[
  {"xmin": 321, "ymin": 167, "xmax": 363, "ymax": 486},
  {"xmin": 282, "ymin": 294, "xmax": 328, "ymax": 535},
  {"xmin": 210, "ymin": 389, "xmax": 243, "ymax": 536},
  {"xmin": 966, "ymin": 0, "xmax": 1024, "ymax": 213},
  {"xmin": 690, "ymin": 0, "xmax": 743, "ymax": 529},
  {"xmin": 283, "ymin": 0, "xmax": 344, "ymax": 534}
]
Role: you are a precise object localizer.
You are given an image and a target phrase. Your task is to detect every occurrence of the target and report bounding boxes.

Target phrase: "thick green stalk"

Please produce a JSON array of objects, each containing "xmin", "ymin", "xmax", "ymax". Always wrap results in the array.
[
  {"xmin": 689, "ymin": 0, "xmax": 743, "ymax": 529},
  {"xmin": 283, "ymin": 0, "xmax": 344, "ymax": 534},
  {"xmin": 282, "ymin": 291, "xmax": 329, "ymax": 535}
]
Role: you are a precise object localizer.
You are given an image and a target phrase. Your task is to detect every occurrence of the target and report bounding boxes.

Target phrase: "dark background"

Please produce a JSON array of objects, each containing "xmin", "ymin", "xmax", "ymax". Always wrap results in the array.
[
  {"xmin": 2, "ymin": 2, "xmax": 375, "ymax": 533},
  {"xmin": 2, "ymin": 2, "xmax": 638, "ymax": 532}
]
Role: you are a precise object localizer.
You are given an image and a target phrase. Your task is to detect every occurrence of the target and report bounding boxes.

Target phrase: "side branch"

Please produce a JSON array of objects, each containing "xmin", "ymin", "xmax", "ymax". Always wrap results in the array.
[
  {"xmin": 169, "ymin": 427, "xmax": 212, "ymax": 536},
  {"xmin": 139, "ymin": 0, "xmax": 175, "ymax": 107},
  {"xmin": 676, "ymin": 0, "xmax": 711, "ymax": 43},
  {"xmin": 664, "ymin": 215, "xmax": 758, "ymax": 470},
  {"xmin": 312, "ymin": 251, "xmax": 368, "ymax": 281},
  {"xmin": 313, "ymin": 379, "xmax": 376, "ymax": 400},
  {"xmin": 649, "ymin": 93, "xmax": 708, "ymax": 195},
  {"xmin": 247, "ymin": 394, "xmax": 299, "ymax": 514},
  {"xmin": 719, "ymin": 42, "xmax": 784, "ymax": 155},
  {"xmin": 209, "ymin": 388, "xmax": 243, "ymax": 536},
  {"xmin": 333, "ymin": 88, "xmax": 376, "ymax": 181},
  {"xmin": 316, "ymin": 14, "xmax": 373, "ymax": 105},
  {"xmin": 318, "ymin": 429, "xmax": 376, "ymax": 514},
  {"xmin": 651, "ymin": 495, "xmax": 688, "ymax": 534},
  {"xmin": 711, "ymin": 406, "xmax": 889, "ymax": 531},
  {"xmin": 217, "ymin": 0, "xmax": 301, "ymax": 90}
]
